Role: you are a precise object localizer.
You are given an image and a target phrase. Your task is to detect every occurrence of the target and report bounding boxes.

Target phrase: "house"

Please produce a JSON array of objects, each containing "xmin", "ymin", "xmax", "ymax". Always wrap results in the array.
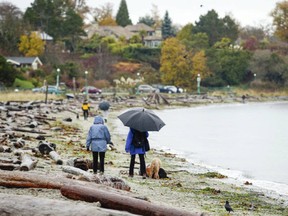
[
  {"xmin": 6, "ymin": 57, "xmax": 43, "ymax": 70},
  {"xmin": 84, "ymin": 23, "xmax": 163, "ymax": 48}
]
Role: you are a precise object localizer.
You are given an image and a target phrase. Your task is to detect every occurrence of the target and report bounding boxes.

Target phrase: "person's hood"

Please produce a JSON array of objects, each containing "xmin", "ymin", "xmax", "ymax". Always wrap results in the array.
[{"xmin": 94, "ymin": 115, "xmax": 104, "ymax": 124}]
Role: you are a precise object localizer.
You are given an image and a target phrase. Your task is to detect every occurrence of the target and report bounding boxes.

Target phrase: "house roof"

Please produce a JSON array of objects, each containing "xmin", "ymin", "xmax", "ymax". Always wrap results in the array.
[
  {"xmin": 33, "ymin": 31, "xmax": 53, "ymax": 41},
  {"xmin": 125, "ymin": 23, "xmax": 154, "ymax": 32},
  {"xmin": 6, "ymin": 57, "xmax": 43, "ymax": 66}
]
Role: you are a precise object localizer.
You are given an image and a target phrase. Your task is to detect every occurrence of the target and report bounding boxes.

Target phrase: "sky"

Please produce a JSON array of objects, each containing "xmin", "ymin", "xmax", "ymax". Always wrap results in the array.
[{"xmin": 2, "ymin": 0, "xmax": 278, "ymax": 27}]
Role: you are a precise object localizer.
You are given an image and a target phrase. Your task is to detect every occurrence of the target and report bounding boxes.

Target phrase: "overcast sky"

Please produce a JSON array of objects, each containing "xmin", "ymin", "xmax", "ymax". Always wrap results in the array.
[{"xmin": 2, "ymin": 0, "xmax": 278, "ymax": 27}]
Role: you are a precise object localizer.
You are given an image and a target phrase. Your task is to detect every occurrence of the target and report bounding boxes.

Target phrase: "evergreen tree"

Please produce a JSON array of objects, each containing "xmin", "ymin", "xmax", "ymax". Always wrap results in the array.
[
  {"xmin": 161, "ymin": 11, "xmax": 173, "ymax": 39},
  {"xmin": 116, "ymin": 0, "xmax": 132, "ymax": 27}
]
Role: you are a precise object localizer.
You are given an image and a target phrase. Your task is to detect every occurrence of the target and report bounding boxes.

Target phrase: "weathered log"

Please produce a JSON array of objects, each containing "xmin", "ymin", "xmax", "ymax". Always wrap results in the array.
[
  {"xmin": 0, "ymin": 170, "xmax": 67, "ymax": 189},
  {"xmin": 12, "ymin": 127, "xmax": 47, "ymax": 134},
  {"xmin": 61, "ymin": 185, "xmax": 200, "ymax": 216},
  {"xmin": 20, "ymin": 154, "xmax": 38, "ymax": 171},
  {"xmin": 49, "ymin": 150, "xmax": 63, "ymax": 165},
  {"xmin": 0, "ymin": 193, "xmax": 135, "ymax": 216},
  {"xmin": 0, "ymin": 145, "xmax": 12, "ymax": 153},
  {"xmin": 0, "ymin": 163, "xmax": 20, "ymax": 171},
  {"xmin": 62, "ymin": 166, "xmax": 130, "ymax": 191}
]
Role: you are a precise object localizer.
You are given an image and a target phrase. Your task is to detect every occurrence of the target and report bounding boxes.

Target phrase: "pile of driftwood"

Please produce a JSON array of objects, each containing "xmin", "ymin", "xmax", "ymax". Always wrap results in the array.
[{"xmin": 0, "ymin": 99, "xmax": 202, "ymax": 216}]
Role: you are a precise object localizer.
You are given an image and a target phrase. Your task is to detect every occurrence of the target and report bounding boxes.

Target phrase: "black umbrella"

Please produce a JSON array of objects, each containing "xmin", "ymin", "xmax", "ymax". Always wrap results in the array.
[
  {"xmin": 117, "ymin": 107, "xmax": 165, "ymax": 132},
  {"xmin": 98, "ymin": 101, "xmax": 110, "ymax": 111}
]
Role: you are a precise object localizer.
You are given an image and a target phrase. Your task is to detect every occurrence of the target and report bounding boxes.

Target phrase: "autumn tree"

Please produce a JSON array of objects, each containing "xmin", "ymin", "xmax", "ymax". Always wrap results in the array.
[
  {"xmin": 92, "ymin": 3, "xmax": 117, "ymax": 26},
  {"xmin": 191, "ymin": 50, "xmax": 210, "ymax": 81},
  {"xmin": 271, "ymin": 1, "xmax": 288, "ymax": 42},
  {"xmin": 116, "ymin": 0, "xmax": 132, "ymax": 27},
  {"xmin": 160, "ymin": 38, "xmax": 192, "ymax": 88},
  {"xmin": 18, "ymin": 32, "xmax": 45, "ymax": 56}
]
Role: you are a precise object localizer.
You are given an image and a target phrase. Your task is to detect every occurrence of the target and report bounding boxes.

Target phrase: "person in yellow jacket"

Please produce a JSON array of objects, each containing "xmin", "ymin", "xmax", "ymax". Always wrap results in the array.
[{"xmin": 82, "ymin": 100, "xmax": 90, "ymax": 120}]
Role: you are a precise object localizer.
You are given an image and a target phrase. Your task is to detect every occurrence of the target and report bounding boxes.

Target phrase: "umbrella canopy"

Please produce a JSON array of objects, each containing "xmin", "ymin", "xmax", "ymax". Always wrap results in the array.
[
  {"xmin": 117, "ymin": 107, "xmax": 165, "ymax": 132},
  {"xmin": 98, "ymin": 101, "xmax": 110, "ymax": 111}
]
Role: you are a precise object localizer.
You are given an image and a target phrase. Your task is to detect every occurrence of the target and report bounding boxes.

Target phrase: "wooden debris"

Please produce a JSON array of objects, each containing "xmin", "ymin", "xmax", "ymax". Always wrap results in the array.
[
  {"xmin": 61, "ymin": 184, "xmax": 199, "ymax": 216},
  {"xmin": 20, "ymin": 154, "xmax": 38, "ymax": 171}
]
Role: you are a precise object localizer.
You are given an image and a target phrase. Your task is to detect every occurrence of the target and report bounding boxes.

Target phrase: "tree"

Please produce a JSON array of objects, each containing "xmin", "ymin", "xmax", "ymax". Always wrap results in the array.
[
  {"xmin": 162, "ymin": 11, "xmax": 174, "ymax": 39},
  {"xmin": 191, "ymin": 50, "xmax": 210, "ymax": 80},
  {"xmin": 151, "ymin": 4, "xmax": 162, "ymax": 29},
  {"xmin": 138, "ymin": 15, "xmax": 155, "ymax": 27},
  {"xmin": 61, "ymin": 8, "xmax": 85, "ymax": 52},
  {"xmin": 92, "ymin": 3, "xmax": 117, "ymax": 26},
  {"xmin": 271, "ymin": 1, "xmax": 288, "ymax": 42},
  {"xmin": 0, "ymin": 2, "xmax": 25, "ymax": 55},
  {"xmin": 177, "ymin": 24, "xmax": 209, "ymax": 51},
  {"xmin": 206, "ymin": 47, "xmax": 251, "ymax": 85},
  {"xmin": 116, "ymin": 0, "xmax": 132, "ymax": 27},
  {"xmin": 160, "ymin": 38, "xmax": 192, "ymax": 88},
  {"xmin": 0, "ymin": 55, "xmax": 19, "ymax": 86},
  {"xmin": 193, "ymin": 10, "xmax": 239, "ymax": 46},
  {"xmin": 18, "ymin": 32, "xmax": 45, "ymax": 56}
]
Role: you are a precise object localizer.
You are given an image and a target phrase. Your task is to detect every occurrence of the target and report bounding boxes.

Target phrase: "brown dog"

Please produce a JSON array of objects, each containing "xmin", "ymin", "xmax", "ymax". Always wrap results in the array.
[{"xmin": 146, "ymin": 158, "xmax": 161, "ymax": 179}]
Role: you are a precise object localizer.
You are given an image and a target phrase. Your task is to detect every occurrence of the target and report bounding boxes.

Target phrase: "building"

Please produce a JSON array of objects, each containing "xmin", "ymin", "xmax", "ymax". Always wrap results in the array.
[{"xmin": 6, "ymin": 57, "xmax": 43, "ymax": 70}]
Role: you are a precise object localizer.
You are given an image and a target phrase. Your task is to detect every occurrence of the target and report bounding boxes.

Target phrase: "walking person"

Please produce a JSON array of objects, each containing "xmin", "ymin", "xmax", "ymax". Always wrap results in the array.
[
  {"xmin": 86, "ymin": 116, "xmax": 111, "ymax": 174},
  {"xmin": 82, "ymin": 100, "xmax": 90, "ymax": 120},
  {"xmin": 125, "ymin": 128, "xmax": 149, "ymax": 178}
]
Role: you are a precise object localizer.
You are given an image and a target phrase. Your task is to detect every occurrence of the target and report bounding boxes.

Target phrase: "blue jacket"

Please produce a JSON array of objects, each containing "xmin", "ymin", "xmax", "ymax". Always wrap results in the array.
[
  {"xmin": 86, "ymin": 116, "xmax": 111, "ymax": 152},
  {"xmin": 125, "ymin": 128, "xmax": 149, "ymax": 155}
]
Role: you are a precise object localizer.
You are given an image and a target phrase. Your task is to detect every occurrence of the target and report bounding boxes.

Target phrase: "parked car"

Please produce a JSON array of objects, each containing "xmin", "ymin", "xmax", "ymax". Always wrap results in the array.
[
  {"xmin": 137, "ymin": 84, "xmax": 159, "ymax": 93},
  {"xmin": 32, "ymin": 85, "xmax": 65, "ymax": 94},
  {"xmin": 152, "ymin": 84, "xmax": 183, "ymax": 93},
  {"xmin": 81, "ymin": 86, "xmax": 102, "ymax": 94},
  {"xmin": 165, "ymin": 85, "xmax": 183, "ymax": 93}
]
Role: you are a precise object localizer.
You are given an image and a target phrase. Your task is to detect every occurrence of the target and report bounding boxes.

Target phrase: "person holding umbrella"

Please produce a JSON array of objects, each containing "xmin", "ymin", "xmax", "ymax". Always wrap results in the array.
[
  {"xmin": 125, "ymin": 128, "xmax": 149, "ymax": 178},
  {"xmin": 98, "ymin": 101, "xmax": 110, "ymax": 123},
  {"xmin": 86, "ymin": 115, "xmax": 111, "ymax": 174}
]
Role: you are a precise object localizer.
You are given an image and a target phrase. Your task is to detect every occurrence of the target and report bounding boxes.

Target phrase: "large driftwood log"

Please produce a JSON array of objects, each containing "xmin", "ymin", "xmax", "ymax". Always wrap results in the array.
[
  {"xmin": 61, "ymin": 185, "xmax": 200, "ymax": 216},
  {"xmin": 0, "ymin": 193, "xmax": 135, "ymax": 216},
  {"xmin": 20, "ymin": 154, "xmax": 38, "ymax": 171}
]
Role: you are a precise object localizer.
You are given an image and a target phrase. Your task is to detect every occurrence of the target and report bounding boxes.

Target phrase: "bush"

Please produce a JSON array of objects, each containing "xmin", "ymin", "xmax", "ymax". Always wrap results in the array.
[{"xmin": 13, "ymin": 78, "xmax": 35, "ymax": 89}]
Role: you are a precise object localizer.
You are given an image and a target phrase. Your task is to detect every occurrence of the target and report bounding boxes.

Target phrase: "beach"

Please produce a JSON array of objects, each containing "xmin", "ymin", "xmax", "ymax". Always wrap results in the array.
[{"xmin": 0, "ymin": 95, "xmax": 288, "ymax": 215}]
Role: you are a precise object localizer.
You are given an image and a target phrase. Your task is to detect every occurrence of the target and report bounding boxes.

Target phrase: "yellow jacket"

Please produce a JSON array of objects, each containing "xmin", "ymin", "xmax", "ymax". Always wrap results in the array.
[{"xmin": 82, "ymin": 103, "xmax": 90, "ymax": 111}]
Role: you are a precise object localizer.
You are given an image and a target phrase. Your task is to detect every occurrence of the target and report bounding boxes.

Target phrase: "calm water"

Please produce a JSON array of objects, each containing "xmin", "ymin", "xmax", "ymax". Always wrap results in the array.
[{"xmin": 115, "ymin": 102, "xmax": 288, "ymax": 196}]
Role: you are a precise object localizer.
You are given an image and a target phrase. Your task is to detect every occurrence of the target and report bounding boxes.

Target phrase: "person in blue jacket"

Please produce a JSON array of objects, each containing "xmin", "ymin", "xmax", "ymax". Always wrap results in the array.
[
  {"xmin": 86, "ymin": 116, "xmax": 111, "ymax": 174},
  {"xmin": 125, "ymin": 128, "xmax": 149, "ymax": 178}
]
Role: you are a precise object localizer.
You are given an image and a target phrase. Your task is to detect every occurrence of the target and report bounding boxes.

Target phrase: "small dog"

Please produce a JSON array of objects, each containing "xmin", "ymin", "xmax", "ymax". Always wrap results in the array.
[{"xmin": 146, "ymin": 158, "xmax": 161, "ymax": 179}]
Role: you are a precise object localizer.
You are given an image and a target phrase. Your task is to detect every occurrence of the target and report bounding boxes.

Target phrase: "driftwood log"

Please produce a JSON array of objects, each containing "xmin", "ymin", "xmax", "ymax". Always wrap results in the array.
[
  {"xmin": 0, "ymin": 193, "xmax": 135, "ymax": 216},
  {"xmin": 20, "ymin": 154, "xmax": 38, "ymax": 171},
  {"xmin": 61, "ymin": 185, "xmax": 200, "ymax": 216},
  {"xmin": 62, "ymin": 166, "xmax": 130, "ymax": 191},
  {"xmin": 49, "ymin": 150, "xmax": 63, "ymax": 165}
]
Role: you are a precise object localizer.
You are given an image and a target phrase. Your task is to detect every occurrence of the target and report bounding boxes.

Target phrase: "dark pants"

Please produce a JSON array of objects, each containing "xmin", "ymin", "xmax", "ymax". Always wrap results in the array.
[
  {"xmin": 129, "ymin": 154, "xmax": 146, "ymax": 176},
  {"xmin": 92, "ymin": 152, "xmax": 105, "ymax": 173},
  {"xmin": 83, "ymin": 110, "xmax": 89, "ymax": 119}
]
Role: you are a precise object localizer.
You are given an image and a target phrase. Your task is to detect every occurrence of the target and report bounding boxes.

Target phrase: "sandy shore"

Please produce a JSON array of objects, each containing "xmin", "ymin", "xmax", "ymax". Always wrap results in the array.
[{"xmin": 1, "ymin": 95, "xmax": 288, "ymax": 215}]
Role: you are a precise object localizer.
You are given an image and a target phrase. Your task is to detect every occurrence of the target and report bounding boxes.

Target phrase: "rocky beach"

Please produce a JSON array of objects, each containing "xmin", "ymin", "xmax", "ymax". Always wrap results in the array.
[{"xmin": 0, "ymin": 93, "xmax": 288, "ymax": 216}]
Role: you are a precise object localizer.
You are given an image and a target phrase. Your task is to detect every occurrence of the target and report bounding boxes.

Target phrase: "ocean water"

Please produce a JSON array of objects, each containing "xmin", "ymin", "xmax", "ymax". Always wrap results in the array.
[{"xmin": 115, "ymin": 102, "xmax": 288, "ymax": 197}]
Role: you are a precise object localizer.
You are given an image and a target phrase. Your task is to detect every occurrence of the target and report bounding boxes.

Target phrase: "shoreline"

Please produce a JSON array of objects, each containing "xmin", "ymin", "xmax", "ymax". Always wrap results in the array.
[
  {"xmin": 0, "ymin": 95, "xmax": 287, "ymax": 215},
  {"xmin": 108, "ymin": 100, "xmax": 288, "ymax": 215}
]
